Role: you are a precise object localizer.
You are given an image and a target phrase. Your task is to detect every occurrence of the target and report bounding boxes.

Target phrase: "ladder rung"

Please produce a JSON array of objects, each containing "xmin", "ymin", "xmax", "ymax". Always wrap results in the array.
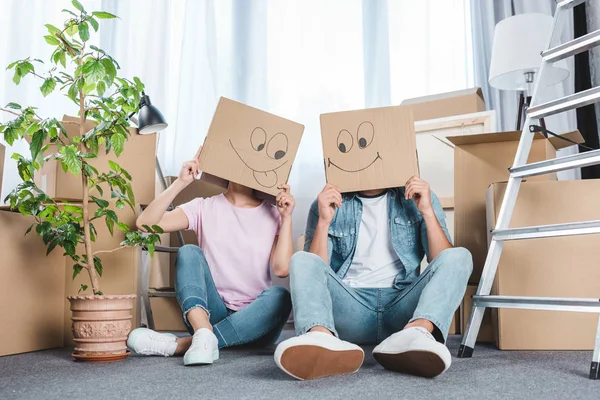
[
  {"xmin": 542, "ymin": 29, "xmax": 600, "ymax": 63},
  {"xmin": 527, "ymin": 86, "xmax": 600, "ymax": 119},
  {"xmin": 493, "ymin": 220, "xmax": 600, "ymax": 241},
  {"xmin": 557, "ymin": 0, "xmax": 587, "ymax": 9},
  {"xmin": 473, "ymin": 295, "xmax": 600, "ymax": 312},
  {"xmin": 509, "ymin": 148, "xmax": 600, "ymax": 177},
  {"xmin": 148, "ymin": 289, "xmax": 176, "ymax": 298}
]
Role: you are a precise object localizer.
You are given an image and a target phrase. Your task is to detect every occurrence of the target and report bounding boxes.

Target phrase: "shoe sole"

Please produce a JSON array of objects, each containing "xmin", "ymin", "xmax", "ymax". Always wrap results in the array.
[
  {"xmin": 279, "ymin": 345, "xmax": 364, "ymax": 380},
  {"xmin": 184, "ymin": 349, "xmax": 219, "ymax": 366},
  {"xmin": 373, "ymin": 350, "xmax": 445, "ymax": 378}
]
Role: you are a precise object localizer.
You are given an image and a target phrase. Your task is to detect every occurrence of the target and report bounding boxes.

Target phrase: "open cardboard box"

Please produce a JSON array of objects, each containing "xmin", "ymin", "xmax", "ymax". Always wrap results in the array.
[
  {"xmin": 447, "ymin": 130, "xmax": 584, "ymax": 283},
  {"xmin": 198, "ymin": 97, "xmax": 304, "ymax": 197},
  {"xmin": 401, "ymin": 88, "xmax": 486, "ymax": 122},
  {"xmin": 31, "ymin": 115, "xmax": 156, "ymax": 205},
  {"xmin": 487, "ymin": 180, "xmax": 600, "ymax": 350},
  {"xmin": 0, "ymin": 208, "xmax": 66, "ymax": 356},
  {"xmin": 320, "ymin": 105, "xmax": 418, "ymax": 193}
]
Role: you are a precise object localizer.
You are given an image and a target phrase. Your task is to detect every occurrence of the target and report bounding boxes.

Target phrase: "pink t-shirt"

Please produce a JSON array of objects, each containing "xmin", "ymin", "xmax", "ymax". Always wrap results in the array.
[{"xmin": 178, "ymin": 193, "xmax": 281, "ymax": 310}]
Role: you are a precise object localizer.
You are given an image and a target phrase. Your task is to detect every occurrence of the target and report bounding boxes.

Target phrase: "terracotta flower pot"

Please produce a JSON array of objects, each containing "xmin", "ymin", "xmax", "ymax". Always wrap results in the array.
[{"xmin": 68, "ymin": 294, "xmax": 136, "ymax": 362}]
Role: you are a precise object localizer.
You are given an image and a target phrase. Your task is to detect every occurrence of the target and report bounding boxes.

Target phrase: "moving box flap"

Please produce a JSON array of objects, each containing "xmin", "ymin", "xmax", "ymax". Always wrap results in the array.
[
  {"xmin": 320, "ymin": 105, "xmax": 418, "ymax": 193},
  {"xmin": 197, "ymin": 97, "xmax": 305, "ymax": 197},
  {"xmin": 547, "ymin": 129, "xmax": 585, "ymax": 150},
  {"xmin": 447, "ymin": 130, "xmax": 546, "ymax": 146},
  {"xmin": 400, "ymin": 88, "xmax": 484, "ymax": 105}
]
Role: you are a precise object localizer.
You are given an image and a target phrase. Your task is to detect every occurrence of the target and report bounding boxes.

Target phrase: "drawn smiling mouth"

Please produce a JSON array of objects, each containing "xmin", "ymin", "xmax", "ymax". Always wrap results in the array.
[
  {"xmin": 328, "ymin": 152, "xmax": 382, "ymax": 173},
  {"xmin": 229, "ymin": 139, "xmax": 288, "ymax": 188}
]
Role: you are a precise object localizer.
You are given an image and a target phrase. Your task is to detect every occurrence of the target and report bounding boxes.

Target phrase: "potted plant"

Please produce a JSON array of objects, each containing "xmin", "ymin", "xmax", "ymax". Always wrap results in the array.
[{"xmin": 0, "ymin": 1, "xmax": 162, "ymax": 361}]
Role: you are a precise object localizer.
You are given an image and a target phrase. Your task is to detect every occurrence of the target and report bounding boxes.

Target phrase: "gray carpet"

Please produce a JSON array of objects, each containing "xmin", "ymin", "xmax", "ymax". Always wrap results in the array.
[{"xmin": 1, "ymin": 332, "xmax": 598, "ymax": 400}]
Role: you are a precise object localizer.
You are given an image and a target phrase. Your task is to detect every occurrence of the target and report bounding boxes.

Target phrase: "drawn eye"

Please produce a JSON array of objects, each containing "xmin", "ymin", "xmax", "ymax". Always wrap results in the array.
[
  {"xmin": 250, "ymin": 127, "xmax": 266, "ymax": 151},
  {"xmin": 357, "ymin": 121, "xmax": 374, "ymax": 149},
  {"xmin": 266, "ymin": 132, "xmax": 288, "ymax": 160},
  {"xmin": 337, "ymin": 129, "xmax": 353, "ymax": 153}
]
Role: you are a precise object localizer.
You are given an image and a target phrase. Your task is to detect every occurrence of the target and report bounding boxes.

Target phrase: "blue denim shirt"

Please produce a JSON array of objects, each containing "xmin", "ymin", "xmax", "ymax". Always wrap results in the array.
[{"xmin": 303, "ymin": 187, "xmax": 451, "ymax": 290}]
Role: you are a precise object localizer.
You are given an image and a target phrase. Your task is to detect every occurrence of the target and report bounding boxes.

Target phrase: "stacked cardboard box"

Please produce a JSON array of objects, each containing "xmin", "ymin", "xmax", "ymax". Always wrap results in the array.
[
  {"xmin": 487, "ymin": 180, "xmax": 600, "ymax": 350},
  {"xmin": 401, "ymin": 88, "xmax": 486, "ymax": 122},
  {"xmin": 148, "ymin": 177, "xmax": 225, "ymax": 331},
  {"xmin": 448, "ymin": 130, "xmax": 585, "ymax": 346},
  {"xmin": 33, "ymin": 116, "xmax": 156, "ymax": 205},
  {"xmin": 0, "ymin": 209, "xmax": 66, "ymax": 356}
]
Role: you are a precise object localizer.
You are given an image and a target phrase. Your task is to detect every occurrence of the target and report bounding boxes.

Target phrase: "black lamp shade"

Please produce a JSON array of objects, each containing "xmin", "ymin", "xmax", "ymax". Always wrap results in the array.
[{"xmin": 138, "ymin": 93, "xmax": 168, "ymax": 134}]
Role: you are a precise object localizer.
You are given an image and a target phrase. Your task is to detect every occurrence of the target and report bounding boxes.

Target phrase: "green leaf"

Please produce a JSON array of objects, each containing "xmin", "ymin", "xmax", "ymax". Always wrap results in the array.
[
  {"xmin": 64, "ymin": 205, "xmax": 82, "ymax": 214},
  {"xmin": 89, "ymin": 17, "xmax": 99, "ymax": 32},
  {"xmin": 95, "ymin": 185, "xmax": 104, "ymax": 196},
  {"xmin": 96, "ymin": 80, "xmax": 106, "ymax": 96},
  {"xmin": 30, "ymin": 130, "xmax": 46, "ymax": 160},
  {"xmin": 151, "ymin": 225, "xmax": 164, "ymax": 234},
  {"xmin": 24, "ymin": 224, "xmax": 34, "ymax": 235},
  {"xmin": 72, "ymin": 264, "xmax": 83, "ymax": 279},
  {"xmin": 57, "ymin": 51, "xmax": 67, "ymax": 68},
  {"xmin": 82, "ymin": 60, "xmax": 105, "ymax": 83},
  {"xmin": 40, "ymin": 78, "xmax": 56, "ymax": 96},
  {"xmin": 78, "ymin": 21, "xmax": 89, "ymax": 42},
  {"xmin": 71, "ymin": 0, "xmax": 84, "ymax": 12},
  {"xmin": 100, "ymin": 58, "xmax": 117, "ymax": 83},
  {"xmin": 93, "ymin": 256, "xmax": 103, "ymax": 277},
  {"xmin": 111, "ymin": 132, "xmax": 125, "ymax": 156},
  {"xmin": 96, "ymin": 291, "xmax": 104, "ymax": 296},
  {"xmin": 44, "ymin": 35, "xmax": 61, "ymax": 46},
  {"xmin": 133, "ymin": 76, "xmax": 144, "ymax": 91},
  {"xmin": 115, "ymin": 200, "xmax": 124, "ymax": 209},
  {"xmin": 106, "ymin": 209, "xmax": 118, "ymax": 222},
  {"xmin": 67, "ymin": 83, "xmax": 79, "ymax": 102},
  {"xmin": 108, "ymin": 160, "xmax": 121, "ymax": 172},
  {"xmin": 91, "ymin": 196, "xmax": 109, "ymax": 208},
  {"xmin": 60, "ymin": 146, "xmax": 82, "ymax": 175},
  {"xmin": 120, "ymin": 167, "xmax": 132, "ymax": 181},
  {"xmin": 147, "ymin": 242, "xmax": 155, "ymax": 258},
  {"xmin": 65, "ymin": 22, "xmax": 78, "ymax": 36},
  {"xmin": 45, "ymin": 24, "xmax": 61, "ymax": 35},
  {"xmin": 6, "ymin": 102, "xmax": 21, "ymax": 109},
  {"xmin": 47, "ymin": 237, "xmax": 60, "ymax": 255},
  {"xmin": 92, "ymin": 11, "xmax": 118, "ymax": 19},
  {"xmin": 117, "ymin": 222, "xmax": 129, "ymax": 232},
  {"xmin": 105, "ymin": 217, "xmax": 114, "ymax": 235},
  {"xmin": 78, "ymin": 284, "xmax": 88, "ymax": 293}
]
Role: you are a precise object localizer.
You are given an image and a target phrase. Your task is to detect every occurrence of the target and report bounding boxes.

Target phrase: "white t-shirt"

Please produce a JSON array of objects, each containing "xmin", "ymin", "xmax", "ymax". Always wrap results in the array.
[{"xmin": 343, "ymin": 192, "xmax": 403, "ymax": 288}]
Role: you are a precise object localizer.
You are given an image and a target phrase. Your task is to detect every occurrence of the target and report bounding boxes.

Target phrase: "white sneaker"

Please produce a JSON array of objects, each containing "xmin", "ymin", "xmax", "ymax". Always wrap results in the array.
[
  {"xmin": 274, "ymin": 331, "xmax": 364, "ymax": 380},
  {"xmin": 373, "ymin": 327, "xmax": 451, "ymax": 378},
  {"xmin": 183, "ymin": 328, "xmax": 219, "ymax": 366},
  {"xmin": 127, "ymin": 328, "xmax": 178, "ymax": 356}
]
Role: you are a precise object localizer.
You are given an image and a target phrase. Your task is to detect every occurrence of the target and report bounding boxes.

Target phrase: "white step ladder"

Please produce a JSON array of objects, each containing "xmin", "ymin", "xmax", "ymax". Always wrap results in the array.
[{"xmin": 458, "ymin": 0, "xmax": 600, "ymax": 380}]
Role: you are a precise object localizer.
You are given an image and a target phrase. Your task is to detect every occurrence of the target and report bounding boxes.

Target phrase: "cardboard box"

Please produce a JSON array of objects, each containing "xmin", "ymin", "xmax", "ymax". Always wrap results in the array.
[
  {"xmin": 0, "ymin": 210, "xmax": 66, "ymax": 355},
  {"xmin": 34, "ymin": 116, "xmax": 156, "ymax": 205},
  {"xmin": 460, "ymin": 284, "xmax": 494, "ymax": 343},
  {"xmin": 320, "ymin": 105, "xmax": 418, "ymax": 193},
  {"xmin": 198, "ymin": 97, "xmax": 304, "ymax": 196},
  {"xmin": 0, "ymin": 143, "xmax": 5, "ymax": 194},
  {"xmin": 448, "ymin": 311, "xmax": 460, "ymax": 335},
  {"xmin": 448, "ymin": 130, "xmax": 584, "ymax": 283},
  {"xmin": 63, "ymin": 202, "xmax": 142, "ymax": 345},
  {"xmin": 401, "ymin": 88, "xmax": 486, "ymax": 122},
  {"xmin": 487, "ymin": 180, "xmax": 600, "ymax": 350},
  {"xmin": 150, "ymin": 297, "xmax": 188, "ymax": 331}
]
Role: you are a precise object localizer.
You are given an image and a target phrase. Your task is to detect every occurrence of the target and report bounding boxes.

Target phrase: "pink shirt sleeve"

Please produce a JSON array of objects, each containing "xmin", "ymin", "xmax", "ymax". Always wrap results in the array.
[{"xmin": 177, "ymin": 197, "xmax": 203, "ymax": 236}]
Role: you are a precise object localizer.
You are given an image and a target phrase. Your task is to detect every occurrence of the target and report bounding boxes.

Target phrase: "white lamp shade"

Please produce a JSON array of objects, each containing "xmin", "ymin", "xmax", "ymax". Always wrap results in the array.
[{"xmin": 489, "ymin": 13, "xmax": 569, "ymax": 91}]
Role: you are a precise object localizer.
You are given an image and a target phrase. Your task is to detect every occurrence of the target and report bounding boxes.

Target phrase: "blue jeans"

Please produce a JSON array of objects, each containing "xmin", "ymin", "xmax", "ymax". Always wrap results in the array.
[
  {"xmin": 289, "ymin": 247, "xmax": 472, "ymax": 344},
  {"xmin": 175, "ymin": 245, "xmax": 292, "ymax": 348}
]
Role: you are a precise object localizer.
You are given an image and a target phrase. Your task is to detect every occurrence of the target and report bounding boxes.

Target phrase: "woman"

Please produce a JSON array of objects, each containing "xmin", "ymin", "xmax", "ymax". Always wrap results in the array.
[{"xmin": 128, "ymin": 155, "xmax": 295, "ymax": 366}]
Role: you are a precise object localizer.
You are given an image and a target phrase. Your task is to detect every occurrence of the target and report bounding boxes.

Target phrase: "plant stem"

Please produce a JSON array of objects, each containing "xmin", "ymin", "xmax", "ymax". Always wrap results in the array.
[
  {"xmin": 0, "ymin": 107, "xmax": 22, "ymax": 117},
  {"xmin": 93, "ymin": 246, "xmax": 127, "ymax": 256},
  {"xmin": 77, "ymin": 55, "xmax": 100, "ymax": 295}
]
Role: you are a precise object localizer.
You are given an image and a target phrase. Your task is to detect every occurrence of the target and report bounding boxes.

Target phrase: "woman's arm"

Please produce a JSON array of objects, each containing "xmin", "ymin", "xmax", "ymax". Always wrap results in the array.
[
  {"xmin": 270, "ymin": 184, "xmax": 295, "ymax": 278},
  {"xmin": 136, "ymin": 159, "xmax": 200, "ymax": 233}
]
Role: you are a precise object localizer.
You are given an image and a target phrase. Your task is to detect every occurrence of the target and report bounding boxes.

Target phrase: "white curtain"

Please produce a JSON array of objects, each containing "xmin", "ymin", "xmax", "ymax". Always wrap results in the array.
[{"xmin": 1, "ymin": 0, "xmax": 473, "ymax": 241}]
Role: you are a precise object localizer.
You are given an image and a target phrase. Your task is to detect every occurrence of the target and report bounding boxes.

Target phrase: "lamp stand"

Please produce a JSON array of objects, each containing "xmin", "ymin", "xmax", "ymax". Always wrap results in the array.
[{"xmin": 516, "ymin": 71, "xmax": 546, "ymax": 134}]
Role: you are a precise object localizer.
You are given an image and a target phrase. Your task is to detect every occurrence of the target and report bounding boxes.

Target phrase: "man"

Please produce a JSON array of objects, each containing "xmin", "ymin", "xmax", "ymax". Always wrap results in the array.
[{"xmin": 274, "ymin": 176, "xmax": 472, "ymax": 380}]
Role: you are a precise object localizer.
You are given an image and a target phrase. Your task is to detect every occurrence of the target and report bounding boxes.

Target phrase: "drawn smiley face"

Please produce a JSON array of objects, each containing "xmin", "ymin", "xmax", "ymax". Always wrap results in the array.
[
  {"xmin": 229, "ymin": 127, "xmax": 289, "ymax": 188},
  {"xmin": 327, "ymin": 121, "xmax": 382, "ymax": 172}
]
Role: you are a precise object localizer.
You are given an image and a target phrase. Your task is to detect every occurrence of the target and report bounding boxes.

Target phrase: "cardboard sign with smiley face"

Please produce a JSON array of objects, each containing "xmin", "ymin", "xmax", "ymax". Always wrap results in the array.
[
  {"xmin": 320, "ymin": 105, "xmax": 418, "ymax": 193},
  {"xmin": 198, "ymin": 97, "xmax": 305, "ymax": 196}
]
